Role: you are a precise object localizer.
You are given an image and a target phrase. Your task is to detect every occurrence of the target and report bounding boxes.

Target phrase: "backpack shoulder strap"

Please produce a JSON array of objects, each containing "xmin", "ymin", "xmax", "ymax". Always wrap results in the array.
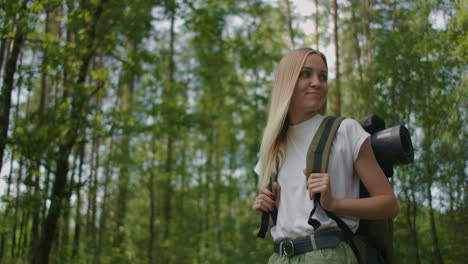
[
  {"xmin": 257, "ymin": 164, "xmax": 279, "ymax": 238},
  {"xmin": 305, "ymin": 116, "xmax": 362, "ymax": 262},
  {"xmin": 257, "ymin": 167, "xmax": 278, "ymax": 238},
  {"xmin": 306, "ymin": 116, "xmax": 345, "ymax": 175},
  {"xmin": 305, "ymin": 116, "xmax": 345, "ymax": 229}
]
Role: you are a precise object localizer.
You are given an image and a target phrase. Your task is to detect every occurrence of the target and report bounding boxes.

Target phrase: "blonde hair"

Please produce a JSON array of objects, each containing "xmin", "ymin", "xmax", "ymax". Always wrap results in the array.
[{"xmin": 258, "ymin": 48, "xmax": 328, "ymax": 189}]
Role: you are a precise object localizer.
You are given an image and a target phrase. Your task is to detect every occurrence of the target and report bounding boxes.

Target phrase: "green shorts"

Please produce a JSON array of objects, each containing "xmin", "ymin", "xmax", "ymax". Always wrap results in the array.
[{"xmin": 268, "ymin": 236, "xmax": 358, "ymax": 264}]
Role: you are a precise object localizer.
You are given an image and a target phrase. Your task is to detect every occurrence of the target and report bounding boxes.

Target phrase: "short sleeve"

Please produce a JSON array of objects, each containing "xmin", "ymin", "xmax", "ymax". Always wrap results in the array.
[
  {"xmin": 254, "ymin": 160, "xmax": 261, "ymax": 177},
  {"xmin": 340, "ymin": 119, "xmax": 370, "ymax": 162}
]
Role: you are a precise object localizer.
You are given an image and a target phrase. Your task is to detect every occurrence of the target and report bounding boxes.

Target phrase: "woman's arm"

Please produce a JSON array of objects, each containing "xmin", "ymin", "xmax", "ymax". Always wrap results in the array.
[{"xmin": 307, "ymin": 138, "xmax": 399, "ymax": 219}]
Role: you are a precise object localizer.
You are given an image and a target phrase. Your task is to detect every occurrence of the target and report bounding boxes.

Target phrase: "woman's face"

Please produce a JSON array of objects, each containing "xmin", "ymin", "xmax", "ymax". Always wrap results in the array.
[{"xmin": 289, "ymin": 54, "xmax": 328, "ymax": 119}]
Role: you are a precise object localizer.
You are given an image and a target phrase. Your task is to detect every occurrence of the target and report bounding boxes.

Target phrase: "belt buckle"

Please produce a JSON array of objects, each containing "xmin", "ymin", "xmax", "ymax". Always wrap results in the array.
[{"xmin": 282, "ymin": 240, "xmax": 295, "ymax": 257}]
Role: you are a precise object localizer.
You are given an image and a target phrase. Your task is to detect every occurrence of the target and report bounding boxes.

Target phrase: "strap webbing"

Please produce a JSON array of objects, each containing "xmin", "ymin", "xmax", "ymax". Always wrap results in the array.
[
  {"xmin": 257, "ymin": 171, "xmax": 278, "ymax": 238},
  {"xmin": 305, "ymin": 116, "xmax": 345, "ymax": 229},
  {"xmin": 304, "ymin": 116, "xmax": 361, "ymax": 262}
]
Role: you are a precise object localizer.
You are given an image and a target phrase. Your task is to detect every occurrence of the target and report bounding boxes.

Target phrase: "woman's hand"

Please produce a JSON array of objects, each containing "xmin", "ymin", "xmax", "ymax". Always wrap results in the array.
[
  {"xmin": 304, "ymin": 169, "xmax": 336, "ymax": 212},
  {"xmin": 253, "ymin": 182, "xmax": 281, "ymax": 216}
]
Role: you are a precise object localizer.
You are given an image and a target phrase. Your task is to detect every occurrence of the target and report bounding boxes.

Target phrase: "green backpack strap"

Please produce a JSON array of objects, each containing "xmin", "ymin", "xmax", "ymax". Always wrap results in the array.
[
  {"xmin": 305, "ymin": 116, "xmax": 345, "ymax": 228},
  {"xmin": 257, "ymin": 167, "xmax": 278, "ymax": 238},
  {"xmin": 305, "ymin": 116, "xmax": 363, "ymax": 263},
  {"xmin": 306, "ymin": 116, "xmax": 345, "ymax": 175}
]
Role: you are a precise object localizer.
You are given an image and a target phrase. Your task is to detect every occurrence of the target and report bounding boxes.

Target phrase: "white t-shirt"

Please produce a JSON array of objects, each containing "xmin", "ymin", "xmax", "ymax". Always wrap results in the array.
[{"xmin": 254, "ymin": 114, "xmax": 369, "ymax": 241}]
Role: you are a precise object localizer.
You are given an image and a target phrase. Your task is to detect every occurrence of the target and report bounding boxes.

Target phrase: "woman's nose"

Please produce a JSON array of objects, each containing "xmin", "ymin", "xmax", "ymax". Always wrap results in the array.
[{"xmin": 309, "ymin": 75, "xmax": 320, "ymax": 87}]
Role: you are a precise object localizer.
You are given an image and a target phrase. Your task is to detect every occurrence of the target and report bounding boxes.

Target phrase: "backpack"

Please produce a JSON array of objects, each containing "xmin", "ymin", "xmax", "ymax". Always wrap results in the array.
[
  {"xmin": 257, "ymin": 115, "xmax": 397, "ymax": 264},
  {"xmin": 305, "ymin": 116, "xmax": 393, "ymax": 264}
]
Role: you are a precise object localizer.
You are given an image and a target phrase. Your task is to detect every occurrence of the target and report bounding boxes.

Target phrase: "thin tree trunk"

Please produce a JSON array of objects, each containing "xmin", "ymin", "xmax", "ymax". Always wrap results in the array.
[
  {"xmin": 33, "ymin": 1, "xmax": 109, "ymax": 263},
  {"xmin": 11, "ymin": 158, "xmax": 24, "ymax": 261},
  {"xmin": 0, "ymin": 38, "xmax": 8, "ymax": 79},
  {"xmin": 39, "ymin": 10, "xmax": 50, "ymax": 113},
  {"xmin": 161, "ymin": 4, "xmax": 176, "ymax": 262},
  {"xmin": 91, "ymin": 123, "xmax": 100, "ymax": 264},
  {"xmin": 314, "ymin": 0, "xmax": 319, "ymax": 49},
  {"xmin": 40, "ymin": 171, "xmax": 50, "ymax": 233},
  {"xmin": 333, "ymin": 0, "xmax": 341, "ymax": 116},
  {"xmin": 196, "ymin": 154, "xmax": 205, "ymax": 264},
  {"xmin": 29, "ymin": 163, "xmax": 42, "ymax": 260},
  {"xmin": 97, "ymin": 137, "xmax": 113, "ymax": 260},
  {"xmin": 17, "ymin": 201, "xmax": 30, "ymax": 259},
  {"xmin": 364, "ymin": 0, "xmax": 373, "ymax": 100},
  {"xmin": 72, "ymin": 143, "xmax": 85, "ymax": 260},
  {"xmin": 86, "ymin": 123, "xmax": 98, "ymax": 262},
  {"xmin": 349, "ymin": 0, "xmax": 363, "ymax": 83},
  {"xmin": 213, "ymin": 126, "xmax": 221, "ymax": 260},
  {"xmin": 59, "ymin": 147, "xmax": 79, "ymax": 263},
  {"xmin": 113, "ymin": 48, "xmax": 136, "ymax": 262},
  {"xmin": 113, "ymin": 120, "xmax": 130, "ymax": 261},
  {"xmin": 33, "ymin": 143, "xmax": 72, "ymax": 264},
  {"xmin": 162, "ymin": 135, "xmax": 173, "ymax": 263},
  {"xmin": 426, "ymin": 177, "xmax": 444, "ymax": 264},
  {"xmin": 283, "ymin": 0, "xmax": 295, "ymax": 49},
  {"xmin": 148, "ymin": 169, "xmax": 157, "ymax": 264},
  {"xmin": 403, "ymin": 186, "xmax": 421, "ymax": 264},
  {"xmin": 91, "ymin": 58, "xmax": 103, "ymax": 264},
  {"xmin": 0, "ymin": 17, "xmax": 25, "ymax": 171},
  {"xmin": 0, "ymin": 56, "xmax": 23, "ymax": 262}
]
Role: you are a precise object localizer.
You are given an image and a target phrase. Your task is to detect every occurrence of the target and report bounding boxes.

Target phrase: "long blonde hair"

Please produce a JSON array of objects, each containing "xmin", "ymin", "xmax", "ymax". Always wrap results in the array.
[{"xmin": 258, "ymin": 48, "xmax": 328, "ymax": 189}]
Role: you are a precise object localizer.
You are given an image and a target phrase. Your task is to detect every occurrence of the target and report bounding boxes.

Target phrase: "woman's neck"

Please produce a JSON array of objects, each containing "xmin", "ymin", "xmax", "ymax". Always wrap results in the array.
[{"xmin": 288, "ymin": 110, "xmax": 319, "ymax": 126}]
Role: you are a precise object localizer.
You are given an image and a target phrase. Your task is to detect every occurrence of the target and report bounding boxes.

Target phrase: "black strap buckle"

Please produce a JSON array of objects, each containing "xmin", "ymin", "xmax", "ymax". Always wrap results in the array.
[{"xmin": 281, "ymin": 240, "xmax": 295, "ymax": 257}]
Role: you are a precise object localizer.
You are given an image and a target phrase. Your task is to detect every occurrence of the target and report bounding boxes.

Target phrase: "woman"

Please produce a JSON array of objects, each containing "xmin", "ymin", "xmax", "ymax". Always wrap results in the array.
[{"xmin": 252, "ymin": 48, "xmax": 399, "ymax": 263}]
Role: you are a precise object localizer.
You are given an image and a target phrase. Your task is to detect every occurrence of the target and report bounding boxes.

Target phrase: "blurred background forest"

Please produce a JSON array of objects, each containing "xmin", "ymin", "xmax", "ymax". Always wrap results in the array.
[{"xmin": 0, "ymin": 0, "xmax": 466, "ymax": 263}]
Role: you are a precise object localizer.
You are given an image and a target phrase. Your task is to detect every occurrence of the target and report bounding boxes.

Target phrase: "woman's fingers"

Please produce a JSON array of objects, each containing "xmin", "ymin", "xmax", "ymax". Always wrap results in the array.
[
  {"xmin": 253, "ymin": 198, "xmax": 275, "ymax": 214},
  {"xmin": 252, "ymin": 184, "xmax": 282, "ymax": 215},
  {"xmin": 252, "ymin": 187, "xmax": 277, "ymax": 214},
  {"xmin": 309, "ymin": 184, "xmax": 328, "ymax": 198},
  {"xmin": 304, "ymin": 171, "xmax": 330, "ymax": 200},
  {"xmin": 260, "ymin": 187, "xmax": 275, "ymax": 200}
]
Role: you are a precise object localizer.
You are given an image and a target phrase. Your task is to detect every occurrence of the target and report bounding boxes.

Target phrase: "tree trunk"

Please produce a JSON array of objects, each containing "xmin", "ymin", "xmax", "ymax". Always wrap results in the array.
[
  {"xmin": 0, "ymin": 38, "xmax": 8, "ymax": 80},
  {"xmin": 333, "ymin": 0, "xmax": 341, "ymax": 116},
  {"xmin": 283, "ymin": 0, "xmax": 295, "ymax": 49},
  {"xmin": 33, "ymin": 143, "xmax": 73, "ymax": 264},
  {"xmin": 161, "ymin": 4, "xmax": 176, "ymax": 262},
  {"xmin": 39, "ymin": 10, "xmax": 50, "ymax": 113},
  {"xmin": 17, "ymin": 206, "xmax": 30, "ymax": 258},
  {"xmin": 72, "ymin": 144, "xmax": 85, "ymax": 260},
  {"xmin": 0, "ymin": 59, "xmax": 23, "ymax": 263},
  {"xmin": 314, "ymin": 0, "xmax": 319, "ymax": 49},
  {"xmin": 426, "ymin": 177, "xmax": 444, "ymax": 264},
  {"xmin": 97, "ymin": 137, "xmax": 113, "ymax": 260},
  {"xmin": 29, "ymin": 163, "xmax": 43, "ymax": 260},
  {"xmin": 364, "ymin": 0, "xmax": 373, "ymax": 100},
  {"xmin": 162, "ymin": 135, "xmax": 173, "ymax": 263},
  {"xmin": 213, "ymin": 126, "xmax": 221, "ymax": 260},
  {"xmin": 403, "ymin": 186, "xmax": 421, "ymax": 264},
  {"xmin": 0, "ymin": 22, "xmax": 25, "ymax": 171},
  {"xmin": 86, "ymin": 124, "xmax": 99, "ymax": 262},
  {"xmin": 148, "ymin": 169, "xmax": 157, "ymax": 264},
  {"xmin": 33, "ymin": 1, "xmax": 109, "ymax": 263},
  {"xmin": 113, "ymin": 43, "xmax": 136, "ymax": 262},
  {"xmin": 11, "ymin": 159, "xmax": 24, "ymax": 261},
  {"xmin": 349, "ymin": 0, "xmax": 363, "ymax": 83},
  {"xmin": 59, "ymin": 146, "xmax": 80, "ymax": 263}
]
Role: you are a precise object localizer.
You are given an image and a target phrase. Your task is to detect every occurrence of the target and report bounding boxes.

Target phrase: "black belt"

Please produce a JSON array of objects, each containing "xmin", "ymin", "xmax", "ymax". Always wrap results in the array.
[{"xmin": 273, "ymin": 230, "xmax": 343, "ymax": 257}]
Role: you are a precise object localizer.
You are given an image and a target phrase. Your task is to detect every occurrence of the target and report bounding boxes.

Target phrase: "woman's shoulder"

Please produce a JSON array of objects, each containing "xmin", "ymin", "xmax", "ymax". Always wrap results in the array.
[
  {"xmin": 335, "ymin": 117, "xmax": 363, "ymax": 133},
  {"xmin": 334, "ymin": 117, "xmax": 369, "ymax": 144}
]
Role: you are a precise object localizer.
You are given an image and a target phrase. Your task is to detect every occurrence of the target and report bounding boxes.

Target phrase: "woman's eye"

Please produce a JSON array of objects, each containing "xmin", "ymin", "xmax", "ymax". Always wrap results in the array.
[
  {"xmin": 320, "ymin": 74, "xmax": 328, "ymax": 81},
  {"xmin": 300, "ymin": 71, "xmax": 311, "ymax": 77}
]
